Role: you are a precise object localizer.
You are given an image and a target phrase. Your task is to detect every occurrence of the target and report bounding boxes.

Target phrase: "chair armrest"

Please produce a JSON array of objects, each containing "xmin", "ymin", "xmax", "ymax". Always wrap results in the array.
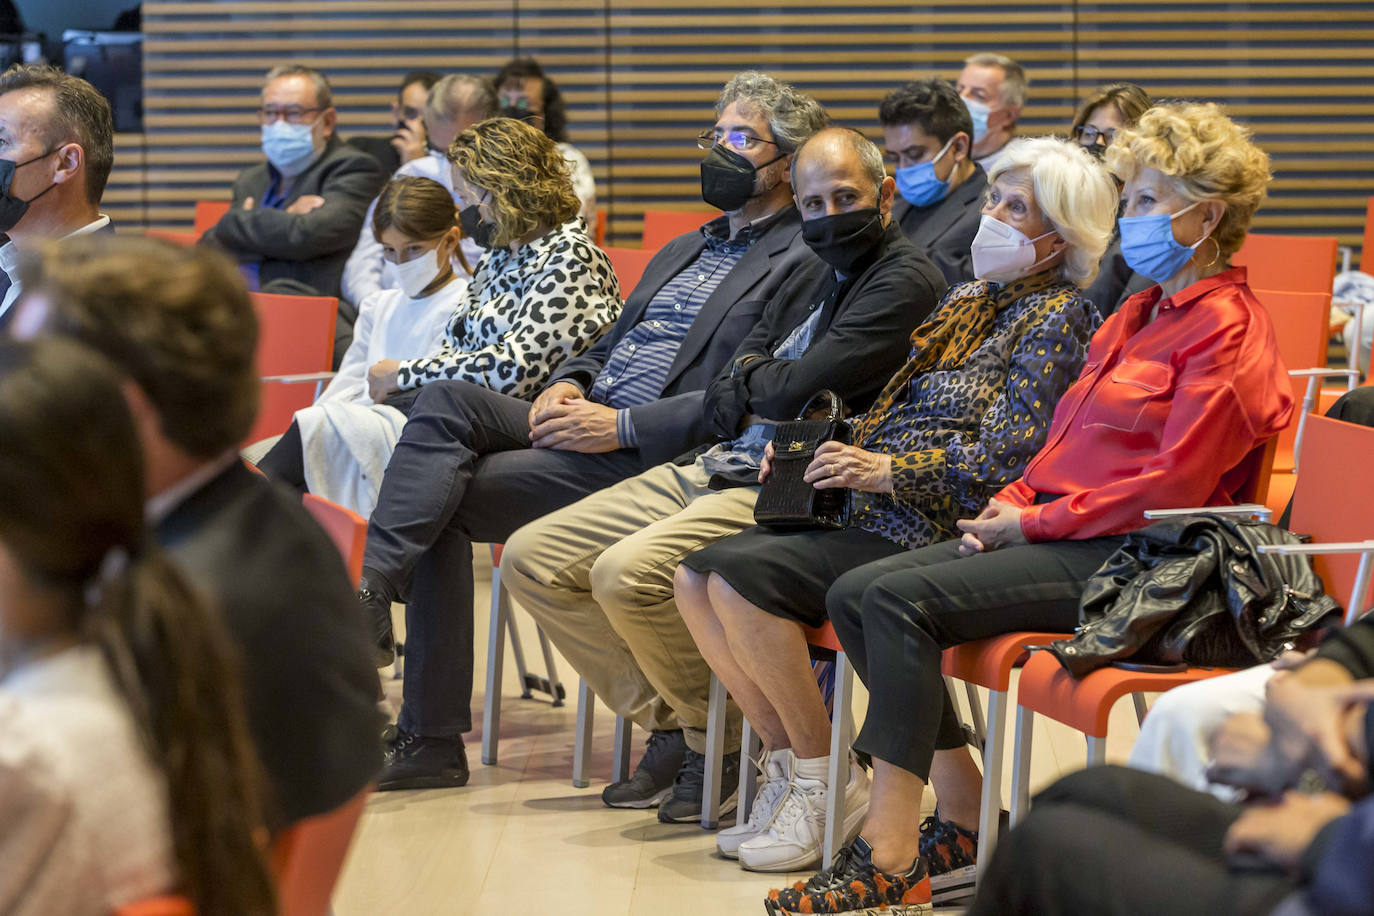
[
  {"xmin": 261, "ymin": 372, "xmax": 337, "ymax": 384},
  {"xmin": 1288, "ymin": 368, "xmax": 1359, "ymax": 381},
  {"xmin": 1257, "ymin": 540, "xmax": 1374, "ymax": 625},
  {"xmin": 1144, "ymin": 504, "xmax": 1272, "ymax": 522}
]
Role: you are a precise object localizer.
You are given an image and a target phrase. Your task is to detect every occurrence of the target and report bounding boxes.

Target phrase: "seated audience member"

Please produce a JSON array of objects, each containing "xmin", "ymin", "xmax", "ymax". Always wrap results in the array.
[
  {"xmin": 1074, "ymin": 82, "xmax": 1155, "ymax": 318},
  {"xmin": 257, "ymin": 176, "xmax": 469, "ymax": 516},
  {"xmin": 342, "ymin": 74, "xmax": 498, "ymax": 306},
  {"xmin": 0, "ymin": 337, "xmax": 275, "ymax": 916},
  {"xmin": 764, "ymin": 102, "xmax": 1293, "ymax": 916},
  {"xmin": 494, "ymin": 57, "xmax": 597, "ymax": 220},
  {"xmin": 500, "ymin": 127, "xmax": 946, "ymax": 821},
  {"xmin": 14, "ymin": 236, "xmax": 382, "ymax": 828},
  {"xmin": 879, "ymin": 77, "xmax": 986, "ymax": 284},
  {"xmin": 677, "ymin": 136, "xmax": 1112, "ymax": 877},
  {"xmin": 358, "ymin": 71, "xmax": 826, "ymax": 790},
  {"xmin": 347, "ymin": 69, "xmax": 440, "ymax": 175},
  {"xmin": 955, "ymin": 52, "xmax": 1027, "ymax": 172},
  {"xmin": 0, "ymin": 64, "xmax": 114, "ymax": 328},
  {"xmin": 203, "ymin": 64, "xmax": 385, "ymax": 361}
]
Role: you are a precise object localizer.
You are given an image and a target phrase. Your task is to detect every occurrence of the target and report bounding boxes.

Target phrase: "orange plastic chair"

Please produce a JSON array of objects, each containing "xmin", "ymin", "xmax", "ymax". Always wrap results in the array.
[
  {"xmin": 1233, "ymin": 233, "xmax": 1339, "ymax": 296},
  {"xmin": 194, "ymin": 200, "xmax": 232, "ymax": 236},
  {"xmin": 247, "ymin": 291, "xmax": 339, "ymax": 444},
  {"xmin": 641, "ymin": 209, "xmax": 715, "ymax": 250},
  {"xmin": 1249, "ymin": 288, "xmax": 1335, "ymax": 476},
  {"xmin": 270, "ymin": 785, "xmax": 371, "ymax": 916},
  {"xmin": 594, "ymin": 208, "xmax": 607, "ymax": 247},
  {"xmin": 604, "ymin": 245, "xmax": 658, "ymax": 297},
  {"xmin": 112, "ymin": 896, "xmax": 196, "ymax": 916},
  {"xmin": 301, "ymin": 494, "xmax": 367, "ymax": 587}
]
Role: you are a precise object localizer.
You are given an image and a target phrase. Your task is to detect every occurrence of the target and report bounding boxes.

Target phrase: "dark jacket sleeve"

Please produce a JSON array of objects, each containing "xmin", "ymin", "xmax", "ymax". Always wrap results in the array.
[
  {"xmin": 209, "ymin": 144, "xmax": 385, "ymax": 262},
  {"xmin": 1296, "ymin": 794, "xmax": 1374, "ymax": 916},
  {"xmin": 1314, "ymin": 617, "xmax": 1374, "ymax": 679}
]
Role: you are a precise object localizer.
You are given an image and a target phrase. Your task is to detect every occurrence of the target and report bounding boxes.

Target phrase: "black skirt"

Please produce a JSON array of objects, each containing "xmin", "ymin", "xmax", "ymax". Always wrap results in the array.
[{"xmin": 680, "ymin": 524, "xmax": 905, "ymax": 628}]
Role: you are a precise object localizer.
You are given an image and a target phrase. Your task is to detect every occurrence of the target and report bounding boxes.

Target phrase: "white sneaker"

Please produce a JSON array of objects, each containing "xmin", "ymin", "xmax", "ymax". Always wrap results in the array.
[
  {"xmin": 716, "ymin": 749, "xmax": 792, "ymax": 858},
  {"xmin": 737, "ymin": 754, "xmax": 871, "ymax": 873}
]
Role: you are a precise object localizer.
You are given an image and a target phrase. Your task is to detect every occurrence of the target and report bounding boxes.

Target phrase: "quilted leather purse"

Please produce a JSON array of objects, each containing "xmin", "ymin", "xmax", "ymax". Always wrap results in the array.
[{"xmin": 753, "ymin": 390, "xmax": 852, "ymax": 530}]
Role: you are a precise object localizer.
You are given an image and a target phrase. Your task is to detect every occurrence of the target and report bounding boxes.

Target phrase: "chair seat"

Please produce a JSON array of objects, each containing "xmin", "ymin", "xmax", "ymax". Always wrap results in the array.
[
  {"xmin": 941, "ymin": 631, "xmax": 1070, "ymax": 692},
  {"xmin": 803, "ymin": 622, "xmax": 842, "ymax": 653},
  {"xmin": 1015, "ymin": 649, "xmax": 1235, "ymax": 738}
]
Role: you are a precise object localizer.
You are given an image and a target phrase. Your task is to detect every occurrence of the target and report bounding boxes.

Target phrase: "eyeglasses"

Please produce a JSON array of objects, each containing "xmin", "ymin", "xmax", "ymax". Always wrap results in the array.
[
  {"xmin": 1073, "ymin": 124, "xmax": 1116, "ymax": 146},
  {"xmin": 258, "ymin": 105, "xmax": 325, "ymax": 125},
  {"xmin": 697, "ymin": 129, "xmax": 780, "ymax": 153}
]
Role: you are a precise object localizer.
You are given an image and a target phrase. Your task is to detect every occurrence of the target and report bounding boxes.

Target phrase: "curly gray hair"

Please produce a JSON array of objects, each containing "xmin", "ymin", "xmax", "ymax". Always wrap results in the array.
[{"xmin": 715, "ymin": 71, "xmax": 828, "ymax": 154}]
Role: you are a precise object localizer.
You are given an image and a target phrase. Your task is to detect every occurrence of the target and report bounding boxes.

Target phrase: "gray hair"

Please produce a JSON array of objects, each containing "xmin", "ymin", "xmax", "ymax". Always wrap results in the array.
[
  {"xmin": 427, "ymin": 74, "xmax": 497, "ymax": 125},
  {"xmin": 965, "ymin": 52, "xmax": 1029, "ymax": 108},
  {"xmin": 264, "ymin": 64, "xmax": 332, "ymax": 109},
  {"xmin": 715, "ymin": 71, "xmax": 828, "ymax": 154},
  {"xmin": 988, "ymin": 137, "xmax": 1117, "ymax": 288},
  {"xmin": 793, "ymin": 127, "xmax": 886, "ymax": 199}
]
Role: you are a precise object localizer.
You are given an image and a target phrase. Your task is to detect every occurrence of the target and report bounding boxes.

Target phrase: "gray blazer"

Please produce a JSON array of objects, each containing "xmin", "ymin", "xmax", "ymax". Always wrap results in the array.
[{"xmin": 894, "ymin": 164, "xmax": 988, "ymax": 286}]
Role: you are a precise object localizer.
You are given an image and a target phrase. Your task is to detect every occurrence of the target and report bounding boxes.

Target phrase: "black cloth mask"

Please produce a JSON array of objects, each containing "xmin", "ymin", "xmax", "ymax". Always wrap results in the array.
[
  {"xmin": 0, "ymin": 150, "xmax": 57, "ymax": 234},
  {"xmin": 459, "ymin": 203, "xmax": 497, "ymax": 250},
  {"xmin": 501, "ymin": 105, "xmax": 537, "ymax": 125},
  {"xmin": 699, "ymin": 144, "xmax": 784, "ymax": 212},
  {"xmin": 800, "ymin": 207, "xmax": 885, "ymax": 274}
]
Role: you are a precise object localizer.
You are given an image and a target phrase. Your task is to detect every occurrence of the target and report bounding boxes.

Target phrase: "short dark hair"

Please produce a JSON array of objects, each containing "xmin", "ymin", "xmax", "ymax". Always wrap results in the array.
[
  {"xmin": 399, "ymin": 70, "xmax": 441, "ymax": 96},
  {"xmin": 494, "ymin": 57, "xmax": 568, "ymax": 143},
  {"xmin": 878, "ymin": 78, "xmax": 973, "ymax": 146},
  {"xmin": 21, "ymin": 236, "xmax": 260, "ymax": 458},
  {"xmin": 0, "ymin": 64, "xmax": 114, "ymax": 205}
]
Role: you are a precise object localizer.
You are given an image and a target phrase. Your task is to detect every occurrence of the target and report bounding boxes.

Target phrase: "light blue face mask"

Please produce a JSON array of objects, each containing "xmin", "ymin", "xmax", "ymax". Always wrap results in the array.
[
  {"xmin": 261, "ymin": 121, "xmax": 319, "ymax": 177},
  {"xmin": 962, "ymin": 95, "xmax": 991, "ymax": 145},
  {"xmin": 1119, "ymin": 200, "xmax": 1206, "ymax": 284},
  {"xmin": 894, "ymin": 135, "xmax": 957, "ymax": 208}
]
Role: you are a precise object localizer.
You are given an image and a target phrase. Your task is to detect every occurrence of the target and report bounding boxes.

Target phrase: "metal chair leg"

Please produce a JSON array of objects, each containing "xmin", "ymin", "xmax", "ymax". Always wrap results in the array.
[
  {"xmin": 1131, "ymin": 692, "xmax": 1149, "ymax": 726},
  {"xmin": 974, "ymin": 689, "xmax": 1009, "ymax": 881},
  {"xmin": 612, "ymin": 715, "xmax": 633, "ymax": 784},
  {"xmin": 534, "ymin": 624, "xmax": 567, "ymax": 707},
  {"xmin": 701, "ymin": 673, "xmax": 728, "ymax": 829},
  {"xmin": 737, "ymin": 717, "xmax": 762, "ymax": 823},
  {"xmin": 480, "ymin": 571, "xmax": 509, "ymax": 766},
  {"xmin": 572, "ymin": 679, "xmax": 595, "ymax": 789},
  {"xmin": 1086, "ymin": 735, "xmax": 1108, "ymax": 766},
  {"xmin": 1009, "ymin": 706, "xmax": 1035, "ymax": 826},
  {"xmin": 822, "ymin": 651, "xmax": 853, "ymax": 866}
]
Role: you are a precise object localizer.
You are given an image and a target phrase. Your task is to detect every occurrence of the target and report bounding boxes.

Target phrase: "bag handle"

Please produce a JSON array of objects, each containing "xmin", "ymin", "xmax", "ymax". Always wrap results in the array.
[{"xmin": 794, "ymin": 389, "xmax": 843, "ymax": 422}]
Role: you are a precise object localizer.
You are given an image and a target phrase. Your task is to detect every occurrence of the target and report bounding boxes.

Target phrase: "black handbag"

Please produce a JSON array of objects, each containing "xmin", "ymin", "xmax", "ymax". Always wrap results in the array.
[{"xmin": 753, "ymin": 390, "xmax": 852, "ymax": 530}]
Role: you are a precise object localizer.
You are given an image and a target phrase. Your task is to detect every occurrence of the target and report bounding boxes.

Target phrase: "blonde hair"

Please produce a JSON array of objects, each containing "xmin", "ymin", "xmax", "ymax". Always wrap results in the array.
[
  {"xmin": 988, "ymin": 137, "xmax": 1117, "ymax": 288},
  {"xmin": 1107, "ymin": 101, "xmax": 1272, "ymax": 259},
  {"xmin": 448, "ymin": 117, "xmax": 580, "ymax": 248}
]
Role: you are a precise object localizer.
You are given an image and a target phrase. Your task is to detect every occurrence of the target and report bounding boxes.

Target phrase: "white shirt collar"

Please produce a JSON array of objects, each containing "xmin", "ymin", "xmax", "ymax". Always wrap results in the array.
[{"xmin": 63, "ymin": 214, "xmax": 111, "ymax": 238}]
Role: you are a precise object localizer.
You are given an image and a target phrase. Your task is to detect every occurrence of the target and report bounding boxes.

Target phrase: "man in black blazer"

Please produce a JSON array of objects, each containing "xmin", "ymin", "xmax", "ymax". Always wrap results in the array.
[
  {"xmin": 15, "ymin": 236, "xmax": 382, "ymax": 828},
  {"xmin": 339, "ymin": 71, "xmax": 828, "ymax": 790},
  {"xmin": 880, "ymin": 78, "xmax": 988, "ymax": 286},
  {"xmin": 346, "ymin": 69, "xmax": 440, "ymax": 177},
  {"xmin": 203, "ymin": 65, "xmax": 385, "ymax": 360}
]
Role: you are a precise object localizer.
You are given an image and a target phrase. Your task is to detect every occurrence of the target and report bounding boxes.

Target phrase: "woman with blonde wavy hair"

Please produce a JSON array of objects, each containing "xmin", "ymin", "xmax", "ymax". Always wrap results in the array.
[{"xmin": 756, "ymin": 103, "xmax": 1296, "ymax": 916}]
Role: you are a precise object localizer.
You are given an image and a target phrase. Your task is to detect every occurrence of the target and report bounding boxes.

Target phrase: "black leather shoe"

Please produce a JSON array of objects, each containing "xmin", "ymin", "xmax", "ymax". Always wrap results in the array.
[
  {"xmin": 378, "ymin": 728, "xmax": 469, "ymax": 791},
  {"xmin": 358, "ymin": 574, "xmax": 396, "ymax": 668}
]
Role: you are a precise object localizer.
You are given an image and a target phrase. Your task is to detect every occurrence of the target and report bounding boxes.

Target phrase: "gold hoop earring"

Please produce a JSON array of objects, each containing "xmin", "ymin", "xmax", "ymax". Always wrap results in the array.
[{"xmin": 1200, "ymin": 236, "xmax": 1221, "ymax": 269}]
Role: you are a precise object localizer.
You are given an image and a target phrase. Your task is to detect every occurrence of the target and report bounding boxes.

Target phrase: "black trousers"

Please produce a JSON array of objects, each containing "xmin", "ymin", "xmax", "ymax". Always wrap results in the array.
[
  {"xmin": 256, "ymin": 419, "xmax": 307, "ymax": 492},
  {"xmin": 970, "ymin": 766, "xmax": 1294, "ymax": 916},
  {"xmin": 825, "ymin": 535, "xmax": 1125, "ymax": 781},
  {"xmin": 362, "ymin": 379, "xmax": 642, "ymax": 736}
]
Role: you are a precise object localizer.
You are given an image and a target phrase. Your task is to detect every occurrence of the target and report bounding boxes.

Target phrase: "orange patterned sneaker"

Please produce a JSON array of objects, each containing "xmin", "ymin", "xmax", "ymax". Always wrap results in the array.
[
  {"xmin": 763, "ymin": 836, "xmax": 932, "ymax": 915},
  {"xmin": 918, "ymin": 811, "xmax": 979, "ymax": 904}
]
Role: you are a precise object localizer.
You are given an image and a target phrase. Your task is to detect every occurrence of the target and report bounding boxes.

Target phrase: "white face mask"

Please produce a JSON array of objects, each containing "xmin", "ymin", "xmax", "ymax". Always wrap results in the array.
[
  {"xmin": 394, "ymin": 245, "xmax": 446, "ymax": 299},
  {"xmin": 970, "ymin": 213, "xmax": 1060, "ymax": 284}
]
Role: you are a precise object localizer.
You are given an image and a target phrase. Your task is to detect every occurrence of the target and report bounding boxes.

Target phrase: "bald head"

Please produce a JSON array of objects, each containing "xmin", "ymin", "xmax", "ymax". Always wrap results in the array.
[{"xmin": 792, "ymin": 126, "xmax": 894, "ymax": 222}]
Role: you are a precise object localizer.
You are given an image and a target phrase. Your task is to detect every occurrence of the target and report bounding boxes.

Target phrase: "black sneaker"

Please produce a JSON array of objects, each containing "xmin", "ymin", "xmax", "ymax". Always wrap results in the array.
[
  {"xmin": 358, "ymin": 573, "xmax": 396, "ymax": 668},
  {"xmin": 602, "ymin": 729, "xmax": 687, "ymax": 809},
  {"xmin": 377, "ymin": 727, "xmax": 469, "ymax": 791},
  {"xmin": 918, "ymin": 810, "xmax": 979, "ymax": 904},
  {"xmin": 657, "ymin": 747, "xmax": 738, "ymax": 823},
  {"xmin": 765, "ymin": 836, "xmax": 932, "ymax": 915}
]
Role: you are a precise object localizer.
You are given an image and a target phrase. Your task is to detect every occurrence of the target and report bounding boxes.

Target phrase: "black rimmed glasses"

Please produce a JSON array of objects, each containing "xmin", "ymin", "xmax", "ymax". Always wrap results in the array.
[{"xmin": 696, "ymin": 128, "xmax": 780, "ymax": 153}]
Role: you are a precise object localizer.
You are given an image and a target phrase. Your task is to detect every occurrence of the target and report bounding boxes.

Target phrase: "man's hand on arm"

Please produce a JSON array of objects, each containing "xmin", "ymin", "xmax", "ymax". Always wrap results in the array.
[
  {"xmin": 528, "ymin": 388, "xmax": 621, "ymax": 452},
  {"xmin": 286, "ymin": 194, "xmax": 326, "ymax": 216},
  {"xmin": 1224, "ymin": 791, "xmax": 1352, "ymax": 871},
  {"xmin": 528, "ymin": 381, "xmax": 584, "ymax": 428}
]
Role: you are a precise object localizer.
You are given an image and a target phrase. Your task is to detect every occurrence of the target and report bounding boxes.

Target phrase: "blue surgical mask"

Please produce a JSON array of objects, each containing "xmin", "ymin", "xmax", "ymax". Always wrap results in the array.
[
  {"xmin": 894, "ymin": 135, "xmax": 957, "ymax": 208},
  {"xmin": 962, "ymin": 96, "xmax": 991, "ymax": 145},
  {"xmin": 261, "ymin": 121, "xmax": 319, "ymax": 177},
  {"xmin": 1118, "ymin": 201, "xmax": 1205, "ymax": 284}
]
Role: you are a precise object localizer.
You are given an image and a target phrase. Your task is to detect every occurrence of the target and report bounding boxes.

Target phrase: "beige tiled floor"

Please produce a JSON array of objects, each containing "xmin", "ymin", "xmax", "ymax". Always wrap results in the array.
[{"xmin": 333, "ymin": 548, "xmax": 1148, "ymax": 916}]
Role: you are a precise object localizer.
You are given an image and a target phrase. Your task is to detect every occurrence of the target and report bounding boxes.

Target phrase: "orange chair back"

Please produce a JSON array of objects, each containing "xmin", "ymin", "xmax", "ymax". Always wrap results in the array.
[
  {"xmin": 1233, "ymin": 233, "xmax": 1338, "ymax": 296},
  {"xmin": 1251, "ymin": 288, "xmax": 1332, "ymax": 474},
  {"xmin": 604, "ymin": 246, "xmax": 658, "ymax": 297},
  {"xmin": 112, "ymin": 896, "xmax": 196, "ymax": 916},
  {"xmin": 1363, "ymin": 197, "xmax": 1374, "ymax": 272},
  {"xmin": 1288, "ymin": 415, "xmax": 1374, "ymax": 614},
  {"xmin": 247, "ymin": 292, "xmax": 337, "ymax": 443},
  {"xmin": 594, "ymin": 208, "xmax": 607, "ymax": 247},
  {"xmin": 193, "ymin": 200, "xmax": 232, "ymax": 235},
  {"xmin": 270, "ymin": 785, "xmax": 371, "ymax": 916},
  {"xmin": 641, "ymin": 209, "xmax": 714, "ymax": 250},
  {"xmin": 302, "ymin": 494, "xmax": 367, "ymax": 587}
]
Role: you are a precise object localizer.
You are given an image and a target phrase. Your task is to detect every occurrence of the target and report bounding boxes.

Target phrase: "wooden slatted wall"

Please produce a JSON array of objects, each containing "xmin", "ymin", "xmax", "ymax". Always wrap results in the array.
[{"xmin": 140, "ymin": 0, "xmax": 1372, "ymax": 254}]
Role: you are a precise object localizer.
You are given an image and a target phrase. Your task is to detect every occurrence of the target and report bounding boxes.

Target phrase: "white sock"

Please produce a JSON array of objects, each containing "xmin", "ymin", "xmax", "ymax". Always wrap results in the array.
[{"xmin": 793, "ymin": 753, "xmax": 830, "ymax": 784}]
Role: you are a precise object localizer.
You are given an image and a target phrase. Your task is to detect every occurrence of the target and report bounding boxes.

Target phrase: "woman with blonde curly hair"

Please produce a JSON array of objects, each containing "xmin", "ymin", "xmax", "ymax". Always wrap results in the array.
[{"xmin": 757, "ymin": 102, "xmax": 1296, "ymax": 916}]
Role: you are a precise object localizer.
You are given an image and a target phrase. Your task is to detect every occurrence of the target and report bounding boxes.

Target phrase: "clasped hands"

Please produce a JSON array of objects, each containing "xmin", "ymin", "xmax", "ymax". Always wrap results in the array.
[{"xmin": 526, "ymin": 381, "xmax": 620, "ymax": 452}]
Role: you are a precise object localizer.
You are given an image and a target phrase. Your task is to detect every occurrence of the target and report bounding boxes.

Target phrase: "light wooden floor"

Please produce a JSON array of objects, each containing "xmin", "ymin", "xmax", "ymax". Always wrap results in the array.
[{"xmin": 333, "ymin": 548, "xmax": 1148, "ymax": 916}]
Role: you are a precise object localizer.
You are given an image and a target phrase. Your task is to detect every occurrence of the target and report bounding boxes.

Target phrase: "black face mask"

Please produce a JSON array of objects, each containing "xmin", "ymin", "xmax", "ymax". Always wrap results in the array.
[
  {"xmin": 0, "ymin": 150, "xmax": 57, "ymax": 234},
  {"xmin": 1083, "ymin": 142, "xmax": 1107, "ymax": 161},
  {"xmin": 699, "ymin": 144, "xmax": 784, "ymax": 212},
  {"xmin": 501, "ymin": 104, "xmax": 537, "ymax": 125},
  {"xmin": 459, "ymin": 203, "xmax": 496, "ymax": 250},
  {"xmin": 800, "ymin": 207, "xmax": 885, "ymax": 274}
]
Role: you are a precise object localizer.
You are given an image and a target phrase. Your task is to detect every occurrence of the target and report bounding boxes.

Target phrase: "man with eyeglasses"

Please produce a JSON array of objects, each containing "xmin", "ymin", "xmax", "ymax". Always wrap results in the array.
[
  {"xmin": 204, "ymin": 64, "xmax": 385, "ymax": 363},
  {"xmin": 346, "ymin": 69, "xmax": 440, "ymax": 176},
  {"xmin": 356, "ymin": 71, "xmax": 827, "ymax": 793}
]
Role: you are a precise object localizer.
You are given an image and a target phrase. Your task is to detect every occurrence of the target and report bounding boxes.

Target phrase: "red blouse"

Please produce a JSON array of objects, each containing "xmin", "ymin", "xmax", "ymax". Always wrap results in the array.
[{"xmin": 994, "ymin": 267, "xmax": 1293, "ymax": 542}]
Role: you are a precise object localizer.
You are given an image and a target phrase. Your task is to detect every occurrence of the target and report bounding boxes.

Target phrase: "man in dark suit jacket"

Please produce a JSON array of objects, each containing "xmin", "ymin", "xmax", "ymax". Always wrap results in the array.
[
  {"xmin": 15, "ymin": 236, "xmax": 382, "ymax": 827},
  {"xmin": 346, "ymin": 69, "xmax": 440, "ymax": 177},
  {"xmin": 335, "ymin": 71, "xmax": 829, "ymax": 790},
  {"xmin": 880, "ymin": 78, "xmax": 988, "ymax": 286}
]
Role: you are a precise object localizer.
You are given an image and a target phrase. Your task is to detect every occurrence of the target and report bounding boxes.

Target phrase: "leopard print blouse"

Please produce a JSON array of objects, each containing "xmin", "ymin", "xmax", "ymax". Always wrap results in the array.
[
  {"xmin": 395, "ymin": 218, "xmax": 621, "ymax": 398},
  {"xmin": 851, "ymin": 276, "xmax": 1099, "ymax": 549}
]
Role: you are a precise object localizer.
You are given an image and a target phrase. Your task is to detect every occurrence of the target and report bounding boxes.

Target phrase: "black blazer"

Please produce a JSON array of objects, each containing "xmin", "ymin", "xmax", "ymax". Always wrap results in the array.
[
  {"xmin": 205, "ymin": 136, "xmax": 386, "ymax": 297},
  {"xmin": 553, "ymin": 205, "xmax": 814, "ymax": 466},
  {"xmin": 155, "ymin": 462, "xmax": 381, "ymax": 826},
  {"xmin": 893, "ymin": 165, "xmax": 988, "ymax": 286},
  {"xmin": 346, "ymin": 133, "xmax": 402, "ymax": 177},
  {"xmin": 703, "ymin": 223, "xmax": 946, "ymax": 439}
]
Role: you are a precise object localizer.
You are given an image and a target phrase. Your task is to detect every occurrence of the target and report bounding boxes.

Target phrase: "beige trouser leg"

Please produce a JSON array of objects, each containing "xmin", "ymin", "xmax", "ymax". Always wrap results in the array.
[{"xmin": 500, "ymin": 460, "xmax": 758, "ymax": 753}]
